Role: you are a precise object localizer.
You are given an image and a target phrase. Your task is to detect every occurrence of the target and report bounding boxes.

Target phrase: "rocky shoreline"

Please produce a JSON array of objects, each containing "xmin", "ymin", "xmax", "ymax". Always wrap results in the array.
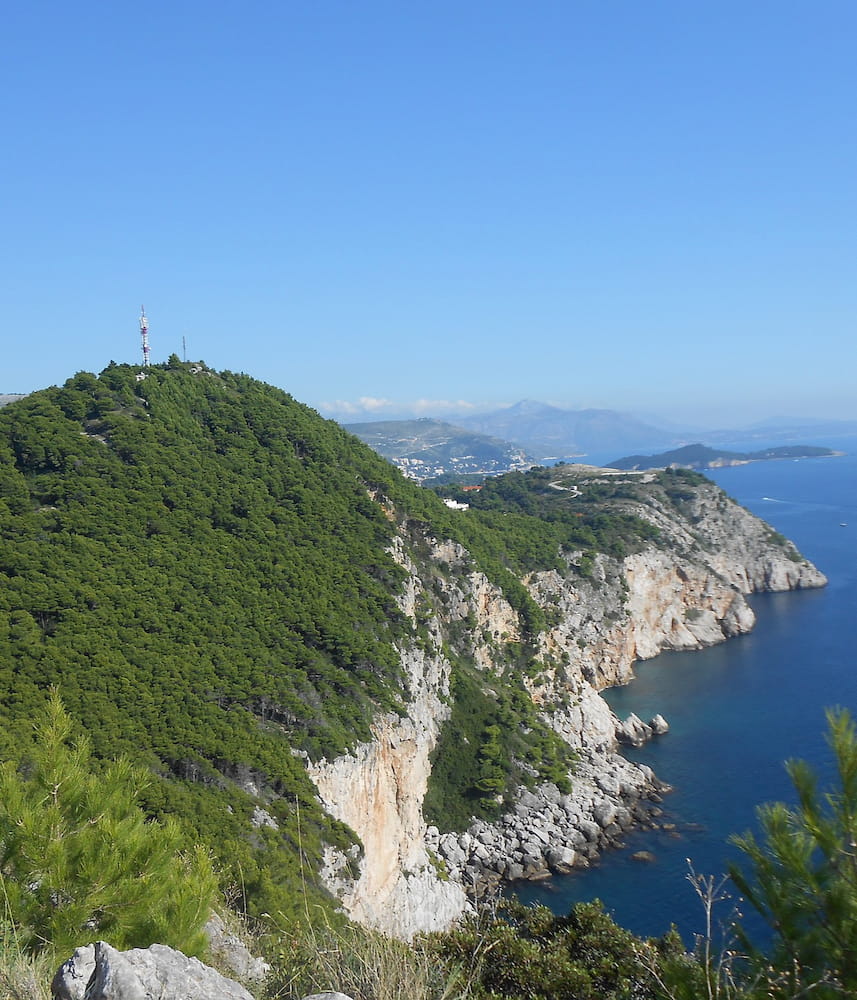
[{"xmin": 429, "ymin": 743, "xmax": 672, "ymax": 895}]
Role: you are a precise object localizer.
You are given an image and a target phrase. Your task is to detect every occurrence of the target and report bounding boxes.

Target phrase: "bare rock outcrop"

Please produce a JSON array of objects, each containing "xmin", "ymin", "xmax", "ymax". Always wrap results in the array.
[
  {"xmin": 308, "ymin": 645, "xmax": 469, "ymax": 939},
  {"xmin": 308, "ymin": 538, "xmax": 472, "ymax": 938},
  {"xmin": 52, "ymin": 942, "xmax": 253, "ymax": 1000},
  {"xmin": 432, "ymin": 751, "xmax": 670, "ymax": 886}
]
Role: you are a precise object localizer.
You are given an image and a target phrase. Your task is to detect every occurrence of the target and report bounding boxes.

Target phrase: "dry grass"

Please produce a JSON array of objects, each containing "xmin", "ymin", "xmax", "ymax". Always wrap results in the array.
[
  {"xmin": 0, "ymin": 924, "xmax": 52, "ymax": 1000},
  {"xmin": 264, "ymin": 911, "xmax": 464, "ymax": 1000}
]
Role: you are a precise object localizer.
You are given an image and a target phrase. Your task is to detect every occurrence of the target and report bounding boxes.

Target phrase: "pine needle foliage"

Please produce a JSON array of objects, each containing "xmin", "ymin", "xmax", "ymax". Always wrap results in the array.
[
  {"xmin": 728, "ymin": 707, "xmax": 857, "ymax": 998},
  {"xmin": 0, "ymin": 692, "xmax": 217, "ymax": 958}
]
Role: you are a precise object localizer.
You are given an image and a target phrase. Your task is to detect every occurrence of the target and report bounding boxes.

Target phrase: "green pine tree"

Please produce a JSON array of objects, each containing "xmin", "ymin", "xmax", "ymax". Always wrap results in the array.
[
  {"xmin": 0, "ymin": 691, "xmax": 218, "ymax": 957},
  {"xmin": 728, "ymin": 707, "xmax": 857, "ymax": 998}
]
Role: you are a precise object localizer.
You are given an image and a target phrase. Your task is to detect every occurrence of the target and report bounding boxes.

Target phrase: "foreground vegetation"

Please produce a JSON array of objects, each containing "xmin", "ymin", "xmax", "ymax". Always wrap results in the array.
[{"xmin": 2, "ymin": 703, "xmax": 855, "ymax": 1000}]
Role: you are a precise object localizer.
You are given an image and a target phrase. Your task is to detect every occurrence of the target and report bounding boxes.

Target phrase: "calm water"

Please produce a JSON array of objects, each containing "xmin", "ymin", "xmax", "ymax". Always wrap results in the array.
[{"xmin": 515, "ymin": 442, "xmax": 857, "ymax": 942}]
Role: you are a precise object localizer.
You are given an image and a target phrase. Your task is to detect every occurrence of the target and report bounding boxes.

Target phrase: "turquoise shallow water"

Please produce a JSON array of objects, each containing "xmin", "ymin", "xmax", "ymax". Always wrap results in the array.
[{"xmin": 513, "ymin": 442, "xmax": 857, "ymax": 943}]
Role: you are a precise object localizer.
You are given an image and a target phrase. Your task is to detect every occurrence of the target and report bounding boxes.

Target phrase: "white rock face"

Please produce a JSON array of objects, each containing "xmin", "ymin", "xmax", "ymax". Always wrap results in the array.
[
  {"xmin": 308, "ymin": 540, "xmax": 471, "ymax": 938},
  {"xmin": 308, "ymin": 694, "xmax": 469, "ymax": 938}
]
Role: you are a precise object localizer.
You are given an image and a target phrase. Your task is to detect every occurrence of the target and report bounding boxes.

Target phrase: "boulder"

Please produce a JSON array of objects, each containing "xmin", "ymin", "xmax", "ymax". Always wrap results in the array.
[
  {"xmin": 615, "ymin": 713, "xmax": 653, "ymax": 747},
  {"xmin": 546, "ymin": 846, "xmax": 576, "ymax": 872},
  {"xmin": 578, "ymin": 819, "xmax": 601, "ymax": 843},
  {"xmin": 53, "ymin": 947, "xmax": 96, "ymax": 1000},
  {"xmin": 650, "ymin": 714, "xmax": 670, "ymax": 735},
  {"xmin": 595, "ymin": 773, "xmax": 620, "ymax": 796},
  {"xmin": 613, "ymin": 806, "xmax": 633, "ymax": 829},
  {"xmin": 593, "ymin": 801, "xmax": 617, "ymax": 828},
  {"xmin": 631, "ymin": 851, "xmax": 657, "ymax": 864},
  {"xmin": 53, "ymin": 941, "xmax": 254, "ymax": 1000}
]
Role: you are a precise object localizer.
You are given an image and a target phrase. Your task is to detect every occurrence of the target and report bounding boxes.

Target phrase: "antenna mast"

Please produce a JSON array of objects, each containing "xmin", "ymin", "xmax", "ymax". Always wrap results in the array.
[{"xmin": 140, "ymin": 305, "xmax": 151, "ymax": 367}]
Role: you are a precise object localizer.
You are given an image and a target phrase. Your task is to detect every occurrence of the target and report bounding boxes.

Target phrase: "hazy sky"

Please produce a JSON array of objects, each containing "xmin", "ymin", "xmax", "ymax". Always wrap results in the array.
[{"xmin": 3, "ymin": 2, "xmax": 855, "ymax": 428}]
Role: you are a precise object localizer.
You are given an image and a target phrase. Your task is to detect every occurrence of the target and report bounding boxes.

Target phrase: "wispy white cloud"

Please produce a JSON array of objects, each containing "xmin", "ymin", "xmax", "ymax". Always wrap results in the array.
[
  {"xmin": 358, "ymin": 396, "xmax": 395, "ymax": 411},
  {"xmin": 318, "ymin": 396, "xmax": 486, "ymax": 420},
  {"xmin": 412, "ymin": 398, "xmax": 478, "ymax": 415},
  {"xmin": 319, "ymin": 397, "xmax": 394, "ymax": 416}
]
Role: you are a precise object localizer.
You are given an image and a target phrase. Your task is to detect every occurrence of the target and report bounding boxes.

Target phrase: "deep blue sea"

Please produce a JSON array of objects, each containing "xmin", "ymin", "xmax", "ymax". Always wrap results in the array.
[{"xmin": 514, "ymin": 441, "xmax": 857, "ymax": 943}]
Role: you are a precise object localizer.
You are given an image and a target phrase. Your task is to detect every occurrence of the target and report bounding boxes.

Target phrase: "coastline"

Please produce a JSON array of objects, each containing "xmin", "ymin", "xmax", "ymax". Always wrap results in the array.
[{"xmin": 431, "ymin": 747, "xmax": 672, "ymax": 896}]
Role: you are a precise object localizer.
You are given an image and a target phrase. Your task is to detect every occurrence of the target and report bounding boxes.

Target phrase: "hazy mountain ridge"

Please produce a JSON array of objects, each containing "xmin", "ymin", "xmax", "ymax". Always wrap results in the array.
[
  {"xmin": 455, "ymin": 400, "xmax": 679, "ymax": 458},
  {"xmin": 344, "ymin": 400, "xmax": 856, "ymax": 478}
]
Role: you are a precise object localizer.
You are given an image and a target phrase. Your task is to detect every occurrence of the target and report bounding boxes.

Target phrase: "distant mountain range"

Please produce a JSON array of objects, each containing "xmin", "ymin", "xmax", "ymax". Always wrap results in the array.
[
  {"xmin": 608, "ymin": 443, "xmax": 840, "ymax": 472},
  {"xmin": 454, "ymin": 400, "xmax": 680, "ymax": 458},
  {"xmin": 344, "ymin": 401, "xmax": 856, "ymax": 481}
]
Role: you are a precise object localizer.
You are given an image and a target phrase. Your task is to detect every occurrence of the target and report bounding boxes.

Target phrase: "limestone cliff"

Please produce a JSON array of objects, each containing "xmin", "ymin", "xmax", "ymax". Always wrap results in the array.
[{"xmin": 308, "ymin": 469, "xmax": 825, "ymax": 937}]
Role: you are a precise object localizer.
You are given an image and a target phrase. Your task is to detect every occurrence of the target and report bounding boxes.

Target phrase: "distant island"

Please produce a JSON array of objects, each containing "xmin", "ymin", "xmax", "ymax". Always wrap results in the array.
[{"xmin": 608, "ymin": 442, "xmax": 841, "ymax": 471}]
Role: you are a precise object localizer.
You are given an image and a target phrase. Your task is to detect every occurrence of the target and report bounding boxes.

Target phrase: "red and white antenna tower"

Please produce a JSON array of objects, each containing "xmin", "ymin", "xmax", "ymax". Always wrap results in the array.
[{"xmin": 140, "ymin": 305, "xmax": 151, "ymax": 367}]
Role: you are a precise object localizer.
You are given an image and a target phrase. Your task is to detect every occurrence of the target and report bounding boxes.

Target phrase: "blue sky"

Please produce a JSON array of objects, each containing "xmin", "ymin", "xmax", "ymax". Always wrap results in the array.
[{"xmin": 3, "ymin": 1, "xmax": 855, "ymax": 428}]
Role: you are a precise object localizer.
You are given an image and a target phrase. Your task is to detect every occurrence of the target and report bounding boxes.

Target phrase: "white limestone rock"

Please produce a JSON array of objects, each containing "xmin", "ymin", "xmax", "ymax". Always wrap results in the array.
[{"xmin": 53, "ymin": 942, "xmax": 253, "ymax": 1000}]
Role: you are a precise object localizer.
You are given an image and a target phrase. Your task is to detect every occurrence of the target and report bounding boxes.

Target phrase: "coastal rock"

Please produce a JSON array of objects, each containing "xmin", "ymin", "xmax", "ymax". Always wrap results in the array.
[
  {"xmin": 631, "ymin": 851, "xmax": 656, "ymax": 864},
  {"xmin": 546, "ymin": 846, "xmax": 577, "ymax": 872},
  {"xmin": 615, "ymin": 713, "xmax": 653, "ymax": 747}
]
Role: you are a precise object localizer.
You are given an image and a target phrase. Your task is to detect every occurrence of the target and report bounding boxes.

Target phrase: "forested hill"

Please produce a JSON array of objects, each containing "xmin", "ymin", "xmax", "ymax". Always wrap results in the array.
[
  {"xmin": 2, "ymin": 361, "xmax": 811, "ymax": 928},
  {"xmin": 0, "ymin": 361, "xmax": 607, "ymax": 919},
  {"xmin": 0, "ymin": 361, "xmax": 455, "ymax": 916}
]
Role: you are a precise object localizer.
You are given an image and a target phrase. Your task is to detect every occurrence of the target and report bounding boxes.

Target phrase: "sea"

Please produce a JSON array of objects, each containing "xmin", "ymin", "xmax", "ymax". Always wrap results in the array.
[{"xmin": 513, "ymin": 439, "xmax": 857, "ymax": 944}]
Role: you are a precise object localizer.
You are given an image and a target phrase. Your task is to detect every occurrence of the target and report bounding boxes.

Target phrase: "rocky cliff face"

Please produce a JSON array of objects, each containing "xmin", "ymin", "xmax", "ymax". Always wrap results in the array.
[{"xmin": 308, "ymin": 472, "xmax": 825, "ymax": 937}]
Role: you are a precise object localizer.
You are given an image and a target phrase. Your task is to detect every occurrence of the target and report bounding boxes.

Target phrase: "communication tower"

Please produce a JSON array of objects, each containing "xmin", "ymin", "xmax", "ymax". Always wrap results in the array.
[{"xmin": 140, "ymin": 305, "xmax": 151, "ymax": 367}]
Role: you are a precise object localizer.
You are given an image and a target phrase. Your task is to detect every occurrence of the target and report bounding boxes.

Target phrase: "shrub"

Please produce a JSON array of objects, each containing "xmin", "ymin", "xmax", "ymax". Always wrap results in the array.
[
  {"xmin": 728, "ymin": 708, "xmax": 857, "ymax": 997},
  {"xmin": 0, "ymin": 692, "xmax": 218, "ymax": 958}
]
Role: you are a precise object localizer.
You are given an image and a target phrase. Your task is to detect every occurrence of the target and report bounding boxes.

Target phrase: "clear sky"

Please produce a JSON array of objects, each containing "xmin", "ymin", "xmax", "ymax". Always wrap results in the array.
[{"xmin": 3, "ymin": 1, "xmax": 855, "ymax": 428}]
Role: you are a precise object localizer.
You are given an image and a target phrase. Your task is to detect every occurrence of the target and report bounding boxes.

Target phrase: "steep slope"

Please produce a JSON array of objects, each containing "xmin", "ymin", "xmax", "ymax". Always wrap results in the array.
[
  {"xmin": 0, "ymin": 363, "xmax": 444, "ymax": 919},
  {"xmin": 0, "ymin": 366, "xmax": 826, "ymax": 937}
]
